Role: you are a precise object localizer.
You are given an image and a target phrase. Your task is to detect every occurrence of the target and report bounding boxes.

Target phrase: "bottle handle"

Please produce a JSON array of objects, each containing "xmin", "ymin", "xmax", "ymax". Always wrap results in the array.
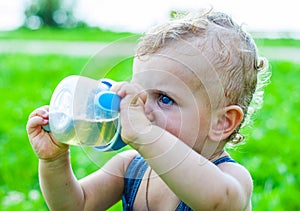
[
  {"xmin": 42, "ymin": 124, "xmax": 51, "ymax": 132},
  {"xmin": 93, "ymin": 118, "xmax": 126, "ymax": 151},
  {"xmin": 94, "ymin": 91, "xmax": 126, "ymax": 151}
]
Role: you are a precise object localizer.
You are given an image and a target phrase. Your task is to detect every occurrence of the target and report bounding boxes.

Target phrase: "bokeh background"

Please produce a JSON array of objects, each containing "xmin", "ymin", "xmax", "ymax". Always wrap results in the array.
[{"xmin": 0, "ymin": 0, "xmax": 299, "ymax": 210}]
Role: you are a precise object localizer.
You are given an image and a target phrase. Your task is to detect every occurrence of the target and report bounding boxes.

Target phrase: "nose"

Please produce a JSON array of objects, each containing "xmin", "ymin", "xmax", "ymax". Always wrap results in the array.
[{"xmin": 144, "ymin": 99, "xmax": 155, "ymax": 122}]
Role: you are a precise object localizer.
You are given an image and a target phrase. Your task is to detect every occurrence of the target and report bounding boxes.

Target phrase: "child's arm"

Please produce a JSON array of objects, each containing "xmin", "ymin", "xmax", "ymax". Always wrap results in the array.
[
  {"xmin": 38, "ymin": 151, "xmax": 86, "ymax": 210},
  {"xmin": 26, "ymin": 106, "xmax": 133, "ymax": 211},
  {"xmin": 38, "ymin": 149, "xmax": 136, "ymax": 211},
  {"xmin": 137, "ymin": 128, "xmax": 252, "ymax": 211},
  {"xmin": 27, "ymin": 106, "xmax": 85, "ymax": 210},
  {"xmin": 114, "ymin": 83, "xmax": 253, "ymax": 211}
]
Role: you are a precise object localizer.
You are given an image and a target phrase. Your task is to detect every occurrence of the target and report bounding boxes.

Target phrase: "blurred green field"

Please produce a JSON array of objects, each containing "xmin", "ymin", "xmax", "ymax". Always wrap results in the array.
[
  {"xmin": 0, "ymin": 27, "xmax": 138, "ymax": 42},
  {"xmin": 0, "ymin": 29, "xmax": 299, "ymax": 210}
]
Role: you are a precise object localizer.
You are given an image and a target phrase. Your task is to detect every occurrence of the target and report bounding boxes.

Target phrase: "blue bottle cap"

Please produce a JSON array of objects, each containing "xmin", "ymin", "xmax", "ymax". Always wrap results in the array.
[{"xmin": 97, "ymin": 91, "xmax": 121, "ymax": 112}]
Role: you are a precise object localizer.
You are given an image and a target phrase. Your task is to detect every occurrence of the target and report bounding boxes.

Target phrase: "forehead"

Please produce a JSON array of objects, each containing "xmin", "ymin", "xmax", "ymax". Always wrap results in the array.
[
  {"xmin": 133, "ymin": 56, "xmax": 199, "ymax": 91},
  {"xmin": 133, "ymin": 41, "xmax": 216, "ymax": 90}
]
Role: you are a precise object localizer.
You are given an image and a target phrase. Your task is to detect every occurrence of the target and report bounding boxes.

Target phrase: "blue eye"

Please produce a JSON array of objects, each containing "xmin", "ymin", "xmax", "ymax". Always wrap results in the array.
[{"xmin": 159, "ymin": 94, "xmax": 174, "ymax": 105}]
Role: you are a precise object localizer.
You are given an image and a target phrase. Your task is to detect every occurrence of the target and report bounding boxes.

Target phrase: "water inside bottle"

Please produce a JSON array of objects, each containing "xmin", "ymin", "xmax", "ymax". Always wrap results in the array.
[{"xmin": 50, "ymin": 114, "xmax": 119, "ymax": 146}]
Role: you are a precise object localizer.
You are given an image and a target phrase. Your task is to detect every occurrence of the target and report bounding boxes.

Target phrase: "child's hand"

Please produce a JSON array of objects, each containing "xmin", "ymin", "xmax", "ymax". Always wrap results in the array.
[
  {"xmin": 26, "ymin": 106, "xmax": 69, "ymax": 160},
  {"xmin": 111, "ymin": 82, "xmax": 154, "ymax": 149}
]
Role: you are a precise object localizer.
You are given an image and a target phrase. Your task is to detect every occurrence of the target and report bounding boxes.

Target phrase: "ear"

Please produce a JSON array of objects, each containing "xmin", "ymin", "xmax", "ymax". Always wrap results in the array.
[{"xmin": 208, "ymin": 105, "xmax": 244, "ymax": 142}]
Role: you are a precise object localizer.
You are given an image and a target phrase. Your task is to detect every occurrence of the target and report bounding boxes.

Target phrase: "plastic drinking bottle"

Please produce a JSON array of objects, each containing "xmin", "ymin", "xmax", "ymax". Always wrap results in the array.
[{"xmin": 43, "ymin": 75, "xmax": 126, "ymax": 152}]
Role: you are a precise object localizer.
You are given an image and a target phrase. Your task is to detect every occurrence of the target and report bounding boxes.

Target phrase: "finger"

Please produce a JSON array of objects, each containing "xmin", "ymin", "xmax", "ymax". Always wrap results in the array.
[
  {"xmin": 121, "ymin": 93, "xmax": 145, "ymax": 111},
  {"xmin": 29, "ymin": 106, "xmax": 49, "ymax": 119},
  {"xmin": 129, "ymin": 95, "xmax": 139, "ymax": 107},
  {"xmin": 110, "ymin": 82, "xmax": 128, "ymax": 94},
  {"xmin": 138, "ymin": 90, "xmax": 147, "ymax": 104},
  {"xmin": 116, "ymin": 83, "xmax": 143, "ymax": 106},
  {"xmin": 129, "ymin": 84, "xmax": 147, "ymax": 106},
  {"xmin": 26, "ymin": 116, "xmax": 48, "ymax": 134}
]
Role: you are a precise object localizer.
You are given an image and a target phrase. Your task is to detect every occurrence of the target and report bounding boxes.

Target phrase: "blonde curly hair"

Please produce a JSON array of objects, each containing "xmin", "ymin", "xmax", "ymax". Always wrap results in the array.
[{"xmin": 135, "ymin": 9, "xmax": 271, "ymax": 144}]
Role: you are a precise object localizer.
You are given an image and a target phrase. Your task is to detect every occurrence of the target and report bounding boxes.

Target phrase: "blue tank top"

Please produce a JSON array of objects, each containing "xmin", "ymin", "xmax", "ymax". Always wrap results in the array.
[{"xmin": 122, "ymin": 154, "xmax": 236, "ymax": 211}]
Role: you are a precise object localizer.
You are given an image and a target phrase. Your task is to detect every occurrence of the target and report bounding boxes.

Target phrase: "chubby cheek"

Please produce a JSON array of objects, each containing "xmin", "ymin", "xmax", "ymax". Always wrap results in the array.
[
  {"xmin": 164, "ymin": 117, "xmax": 182, "ymax": 138},
  {"xmin": 154, "ymin": 110, "xmax": 200, "ymax": 145},
  {"xmin": 166, "ymin": 111, "xmax": 210, "ymax": 148},
  {"xmin": 152, "ymin": 109, "xmax": 181, "ymax": 137}
]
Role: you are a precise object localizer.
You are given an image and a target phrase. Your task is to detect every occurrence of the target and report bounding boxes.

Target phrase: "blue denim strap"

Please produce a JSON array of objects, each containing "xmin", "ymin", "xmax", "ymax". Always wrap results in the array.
[
  {"xmin": 176, "ymin": 201, "xmax": 192, "ymax": 211},
  {"xmin": 122, "ymin": 155, "xmax": 149, "ymax": 211},
  {"xmin": 213, "ymin": 156, "xmax": 236, "ymax": 165}
]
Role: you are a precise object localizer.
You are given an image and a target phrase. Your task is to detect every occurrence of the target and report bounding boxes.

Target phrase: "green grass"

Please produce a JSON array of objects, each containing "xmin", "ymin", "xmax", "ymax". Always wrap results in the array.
[
  {"xmin": 2, "ymin": 27, "xmax": 300, "ymax": 49},
  {"xmin": 0, "ymin": 28, "xmax": 300, "ymax": 210},
  {"xmin": 254, "ymin": 38, "xmax": 300, "ymax": 48},
  {"xmin": 0, "ymin": 26, "xmax": 139, "ymax": 42}
]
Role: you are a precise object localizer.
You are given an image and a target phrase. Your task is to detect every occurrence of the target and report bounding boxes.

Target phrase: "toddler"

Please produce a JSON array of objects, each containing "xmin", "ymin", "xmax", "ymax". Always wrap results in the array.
[{"xmin": 27, "ymin": 9, "xmax": 269, "ymax": 211}]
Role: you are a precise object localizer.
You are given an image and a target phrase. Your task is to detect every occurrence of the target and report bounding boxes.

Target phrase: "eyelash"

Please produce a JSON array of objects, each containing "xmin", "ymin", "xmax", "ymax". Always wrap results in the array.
[{"xmin": 157, "ymin": 94, "xmax": 175, "ymax": 107}]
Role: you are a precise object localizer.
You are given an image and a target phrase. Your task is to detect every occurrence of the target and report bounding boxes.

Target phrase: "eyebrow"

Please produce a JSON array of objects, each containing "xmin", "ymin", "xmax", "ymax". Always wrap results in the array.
[{"xmin": 150, "ymin": 88, "xmax": 181, "ymax": 102}]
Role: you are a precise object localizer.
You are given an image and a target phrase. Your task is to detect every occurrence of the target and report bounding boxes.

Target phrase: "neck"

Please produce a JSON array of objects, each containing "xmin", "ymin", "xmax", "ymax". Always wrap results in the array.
[{"xmin": 198, "ymin": 140, "xmax": 227, "ymax": 161}]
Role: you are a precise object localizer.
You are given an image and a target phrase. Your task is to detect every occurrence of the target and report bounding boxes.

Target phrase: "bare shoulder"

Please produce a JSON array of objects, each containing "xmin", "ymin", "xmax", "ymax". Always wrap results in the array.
[
  {"xmin": 116, "ymin": 150, "xmax": 139, "ymax": 168},
  {"xmin": 219, "ymin": 161, "xmax": 252, "ymax": 188},
  {"xmin": 218, "ymin": 160, "xmax": 253, "ymax": 209},
  {"xmin": 102, "ymin": 149, "xmax": 139, "ymax": 176}
]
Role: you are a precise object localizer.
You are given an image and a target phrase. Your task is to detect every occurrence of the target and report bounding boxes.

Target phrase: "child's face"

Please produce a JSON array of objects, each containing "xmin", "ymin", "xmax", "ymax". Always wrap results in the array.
[{"xmin": 132, "ymin": 44, "xmax": 217, "ymax": 151}]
